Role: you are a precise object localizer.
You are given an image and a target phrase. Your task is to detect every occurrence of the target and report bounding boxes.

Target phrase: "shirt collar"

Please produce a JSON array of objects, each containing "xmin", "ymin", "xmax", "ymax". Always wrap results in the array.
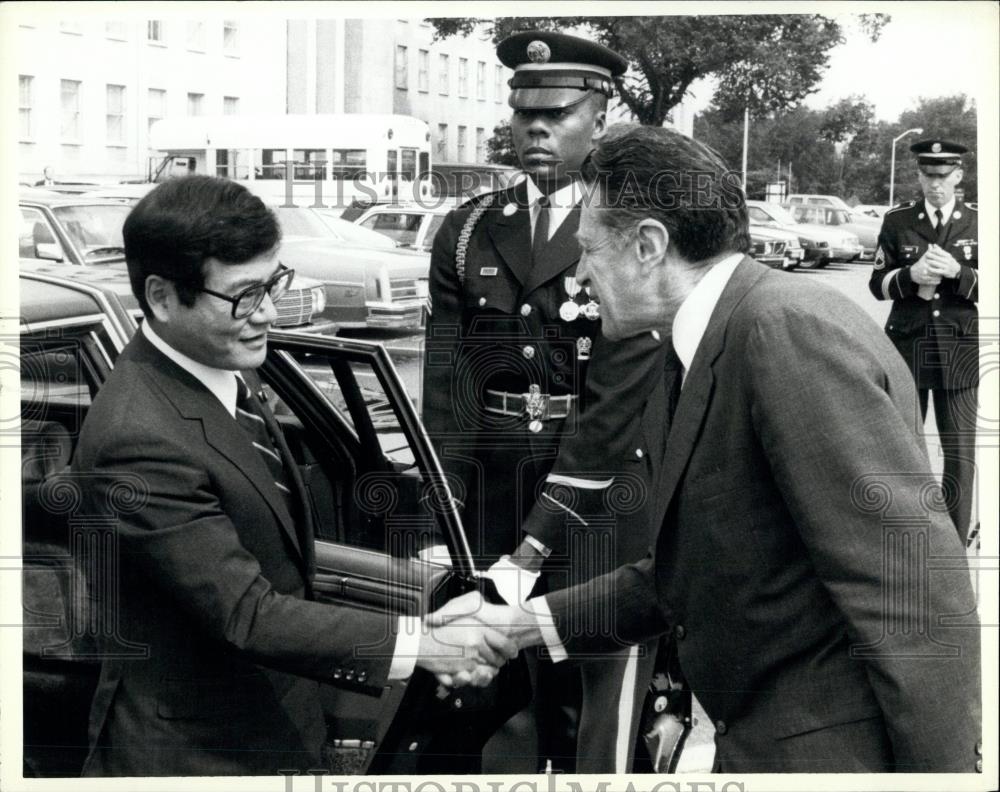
[
  {"xmin": 141, "ymin": 320, "xmax": 241, "ymax": 417},
  {"xmin": 525, "ymin": 177, "xmax": 579, "ymax": 209},
  {"xmin": 671, "ymin": 252, "xmax": 744, "ymax": 374},
  {"xmin": 924, "ymin": 197, "xmax": 957, "ymax": 225}
]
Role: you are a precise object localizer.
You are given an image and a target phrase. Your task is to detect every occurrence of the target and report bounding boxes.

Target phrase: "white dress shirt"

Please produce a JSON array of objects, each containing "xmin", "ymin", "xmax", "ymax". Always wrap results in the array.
[
  {"xmin": 525, "ymin": 177, "xmax": 580, "ymax": 243},
  {"xmin": 924, "ymin": 196, "xmax": 956, "ymax": 226}
]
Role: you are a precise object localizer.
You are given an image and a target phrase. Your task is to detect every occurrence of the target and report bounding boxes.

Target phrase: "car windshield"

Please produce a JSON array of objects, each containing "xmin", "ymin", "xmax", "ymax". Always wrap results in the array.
[
  {"xmin": 359, "ymin": 211, "xmax": 424, "ymax": 247},
  {"xmin": 51, "ymin": 204, "xmax": 131, "ymax": 262},
  {"xmin": 751, "ymin": 204, "xmax": 797, "ymax": 225},
  {"xmin": 274, "ymin": 206, "xmax": 342, "ymax": 240}
]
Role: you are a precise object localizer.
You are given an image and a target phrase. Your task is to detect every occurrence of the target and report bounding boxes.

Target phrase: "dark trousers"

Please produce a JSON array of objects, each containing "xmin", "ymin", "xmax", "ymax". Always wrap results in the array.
[{"xmin": 919, "ymin": 386, "xmax": 978, "ymax": 544}]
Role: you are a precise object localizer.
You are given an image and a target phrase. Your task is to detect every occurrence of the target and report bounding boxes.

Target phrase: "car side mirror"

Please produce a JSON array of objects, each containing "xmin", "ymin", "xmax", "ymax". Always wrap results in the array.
[{"xmin": 34, "ymin": 242, "xmax": 65, "ymax": 262}]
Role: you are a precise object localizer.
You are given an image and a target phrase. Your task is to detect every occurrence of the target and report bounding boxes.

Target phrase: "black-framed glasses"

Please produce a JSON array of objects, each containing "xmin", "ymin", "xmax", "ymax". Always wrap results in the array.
[{"xmin": 197, "ymin": 264, "xmax": 295, "ymax": 319}]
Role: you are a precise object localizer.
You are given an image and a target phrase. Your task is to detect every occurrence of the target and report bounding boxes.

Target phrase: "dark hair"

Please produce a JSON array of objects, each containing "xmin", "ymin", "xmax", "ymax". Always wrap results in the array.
[
  {"xmin": 588, "ymin": 124, "xmax": 750, "ymax": 262},
  {"xmin": 124, "ymin": 175, "xmax": 280, "ymax": 315}
]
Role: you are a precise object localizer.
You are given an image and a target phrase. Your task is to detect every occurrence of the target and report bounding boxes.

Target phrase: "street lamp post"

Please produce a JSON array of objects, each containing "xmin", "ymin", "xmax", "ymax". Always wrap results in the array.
[{"xmin": 889, "ymin": 127, "xmax": 924, "ymax": 207}]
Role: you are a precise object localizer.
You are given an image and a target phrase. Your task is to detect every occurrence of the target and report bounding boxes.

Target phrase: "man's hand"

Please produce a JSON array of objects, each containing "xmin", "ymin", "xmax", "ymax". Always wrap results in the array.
[
  {"xmin": 910, "ymin": 250, "xmax": 944, "ymax": 285},
  {"xmin": 416, "ymin": 592, "xmax": 518, "ymax": 688},
  {"xmin": 924, "ymin": 244, "xmax": 961, "ymax": 278},
  {"xmin": 426, "ymin": 591, "xmax": 546, "ymax": 654}
]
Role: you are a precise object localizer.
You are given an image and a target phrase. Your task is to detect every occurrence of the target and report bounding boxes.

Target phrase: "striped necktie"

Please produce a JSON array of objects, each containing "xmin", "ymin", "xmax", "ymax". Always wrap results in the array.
[{"xmin": 235, "ymin": 377, "xmax": 295, "ymax": 511}]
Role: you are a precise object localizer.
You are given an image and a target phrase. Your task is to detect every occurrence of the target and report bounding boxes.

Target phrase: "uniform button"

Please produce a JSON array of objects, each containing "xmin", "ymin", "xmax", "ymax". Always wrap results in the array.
[
  {"xmin": 975, "ymin": 759, "xmax": 982, "ymax": 772},
  {"xmin": 522, "ymin": 346, "xmax": 535, "ymax": 360},
  {"xmin": 674, "ymin": 624, "xmax": 686, "ymax": 640},
  {"xmin": 933, "ymin": 292, "xmax": 941, "ymax": 299},
  {"xmin": 932, "ymin": 310, "xmax": 941, "ymax": 317},
  {"xmin": 635, "ymin": 448, "xmax": 644, "ymax": 459},
  {"xmin": 975, "ymin": 740, "xmax": 982, "ymax": 755},
  {"xmin": 520, "ymin": 303, "xmax": 532, "ymax": 317},
  {"xmin": 453, "ymin": 698, "xmax": 463, "ymax": 709},
  {"xmin": 715, "ymin": 720, "xmax": 728, "ymax": 735},
  {"xmin": 478, "ymin": 297, "xmax": 487, "ymax": 307},
  {"xmin": 408, "ymin": 741, "xmax": 419, "ymax": 752}
]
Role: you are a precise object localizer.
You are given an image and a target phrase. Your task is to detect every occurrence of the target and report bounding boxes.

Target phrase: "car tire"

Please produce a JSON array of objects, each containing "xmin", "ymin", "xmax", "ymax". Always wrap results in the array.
[{"xmin": 799, "ymin": 256, "xmax": 827, "ymax": 270}]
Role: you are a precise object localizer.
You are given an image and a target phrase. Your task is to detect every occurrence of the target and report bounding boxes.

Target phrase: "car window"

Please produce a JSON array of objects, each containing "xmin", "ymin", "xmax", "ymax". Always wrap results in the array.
[
  {"xmin": 360, "ymin": 213, "xmax": 423, "ymax": 247},
  {"xmin": 748, "ymin": 207, "xmax": 771, "ymax": 223},
  {"xmin": 274, "ymin": 206, "xmax": 341, "ymax": 239},
  {"xmin": 51, "ymin": 204, "xmax": 130, "ymax": 263},
  {"xmin": 19, "ymin": 208, "xmax": 65, "ymax": 261},
  {"xmin": 423, "ymin": 215, "xmax": 445, "ymax": 249}
]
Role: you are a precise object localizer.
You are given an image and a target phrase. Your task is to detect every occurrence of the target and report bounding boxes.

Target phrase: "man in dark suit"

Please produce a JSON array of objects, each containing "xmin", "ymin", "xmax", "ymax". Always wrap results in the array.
[
  {"xmin": 73, "ymin": 176, "xmax": 515, "ymax": 776},
  {"xmin": 444, "ymin": 125, "xmax": 983, "ymax": 772},
  {"xmin": 422, "ymin": 32, "xmax": 666, "ymax": 772},
  {"xmin": 869, "ymin": 139, "xmax": 979, "ymax": 544}
]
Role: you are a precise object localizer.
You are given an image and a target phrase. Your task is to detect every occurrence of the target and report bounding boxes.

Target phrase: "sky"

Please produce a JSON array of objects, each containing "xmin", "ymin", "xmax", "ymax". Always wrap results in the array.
[{"xmin": 678, "ymin": 2, "xmax": 997, "ymax": 123}]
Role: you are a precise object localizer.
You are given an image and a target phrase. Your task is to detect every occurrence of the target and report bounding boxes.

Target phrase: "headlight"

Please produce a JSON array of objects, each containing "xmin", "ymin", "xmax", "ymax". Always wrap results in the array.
[{"xmin": 311, "ymin": 285, "xmax": 326, "ymax": 314}]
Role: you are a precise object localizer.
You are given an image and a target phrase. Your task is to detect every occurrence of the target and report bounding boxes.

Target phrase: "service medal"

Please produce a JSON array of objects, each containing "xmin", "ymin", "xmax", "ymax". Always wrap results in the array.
[
  {"xmin": 577, "ymin": 336, "xmax": 592, "ymax": 360},
  {"xmin": 564, "ymin": 276, "xmax": 582, "ymax": 298},
  {"xmin": 559, "ymin": 301, "xmax": 581, "ymax": 322},
  {"xmin": 582, "ymin": 301, "xmax": 600, "ymax": 321}
]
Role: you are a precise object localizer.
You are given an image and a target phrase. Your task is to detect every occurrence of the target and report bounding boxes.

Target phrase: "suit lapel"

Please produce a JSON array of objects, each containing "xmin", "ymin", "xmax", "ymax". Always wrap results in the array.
[
  {"xmin": 486, "ymin": 182, "xmax": 533, "ymax": 285},
  {"xmin": 132, "ymin": 334, "xmax": 306, "ymax": 565},
  {"xmin": 523, "ymin": 204, "xmax": 582, "ymax": 295},
  {"xmin": 911, "ymin": 204, "xmax": 939, "ymax": 245},
  {"xmin": 655, "ymin": 257, "xmax": 767, "ymax": 521}
]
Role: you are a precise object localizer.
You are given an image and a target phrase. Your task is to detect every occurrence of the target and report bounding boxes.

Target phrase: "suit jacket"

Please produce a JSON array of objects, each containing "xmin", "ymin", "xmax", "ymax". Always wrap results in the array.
[
  {"xmin": 74, "ymin": 332, "xmax": 396, "ymax": 776},
  {"xmin": 868, "ymin": 200, "xmax": 978, "ymax": 390},
  {"xmin": 422, "ymin": 180, "xmax": 666, "ymax": 567},
  {"xmin": 547, "ymin": 258, "xmax": 982, "ymax": 772}
]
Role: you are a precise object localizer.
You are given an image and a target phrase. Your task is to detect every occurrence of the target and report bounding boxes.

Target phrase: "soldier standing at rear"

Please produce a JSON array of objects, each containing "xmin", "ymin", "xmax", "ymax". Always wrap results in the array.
[{"xmin": 869, "ymin": 139, "xmax": 979, "ymax": 544}]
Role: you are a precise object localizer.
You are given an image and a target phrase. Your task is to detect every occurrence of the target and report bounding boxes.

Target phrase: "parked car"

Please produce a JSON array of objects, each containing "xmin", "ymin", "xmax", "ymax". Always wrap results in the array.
[
  {"xmin": 17, "ymin": 266, "xmax": 499, "ymax": 777},
  {"xmin": 746, "ymin": 200, "xmax": 863, "ymax": 268},
  {"xmin": 853, "ymin": 204, "xmax": 891, "ymax": 219},
  {"xmin": 785, "ymin": 193, "xmax": 853, "ymax": 211},
  {"xmin": 749, "ymin": 226, "xmax": 804, "ymax": 270},
  {"xmin": 84, "ymin": 185, "xmax": 429, "ymax": 331},
  {"xmin": 351, "ymin": 203, "xmax": 450, "ymax": 253},
  {"xmin": 783, "ymin": 203, "xmax": 880, "ymax": 261},
  {"xmin": 18, "ymin": 190, "xmax": 331, "ymax": 332}
]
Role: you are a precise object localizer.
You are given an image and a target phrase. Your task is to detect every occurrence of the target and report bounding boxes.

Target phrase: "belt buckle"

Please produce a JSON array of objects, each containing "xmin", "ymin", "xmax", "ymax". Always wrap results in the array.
[{"xmin": 523, "ymin": 384, "xmax": 548, "ymax": 433}]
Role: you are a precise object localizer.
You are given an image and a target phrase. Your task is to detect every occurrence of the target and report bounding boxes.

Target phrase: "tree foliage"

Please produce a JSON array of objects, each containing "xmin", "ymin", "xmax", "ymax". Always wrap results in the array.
[
  {"xmin": 485, "ymin": 120, "xmax": 518, "ymax": 166},
  {"xmin": 425, "ymin": 15, "xmax": 888, "ymax": 125}
]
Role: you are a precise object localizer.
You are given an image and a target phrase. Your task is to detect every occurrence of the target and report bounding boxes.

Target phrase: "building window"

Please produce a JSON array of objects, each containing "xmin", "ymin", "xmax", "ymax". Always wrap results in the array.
[
  {"xmin": 417, "ymin": 49, "xmax": 429, "ymax": 93},
  {"xmin": 476, "ymin": 127, "xmax": 486, "ymax": 162},
  {"xmin": 495, "ymin": 64, "xmax": 504, "ymax": 103},
  {"xmin": 477, "ymin": 61, "xmax": 486, "ymax": 100},
  {"xmin": 106, "ymin": 84, "xmax": 126, "ymax": 143},
  {"xmin": 19, "ymin": 75, "xmax": 33, "ymax": 140},
  {"xmin": 223, "ymin": 96, "xmax": 239, "ymax": 115},
  {"xmin": 148, "ymin": 88, "xmax": 166, "ymax": 136},
  {"xmin": 438, "ymin": 53, "xmax": 449, "ymax": 96},
  {"xmin": 223, "ymin": 20, "xmax": 239, "ymax": 53},
  {"xmin": 186, "ymin": 21, "xmax": 206, "ymax": 51},
  {"xmin": 60, "ymin": 20, "xmax": 83, "ymax": 35},
  {"xmin": 187, "ymin": 92, "xmax": 204, "ymax": 116},
  {"xmin": 147, "ymin": 20, "xmax": 165, "ymax": 44},
  {"xmin": 457, "ymin": 125, "xmax": 467, "ymax": 161},
  {"xmin": 458, "ymin": 58, "xmax": 468, "ymax": 97},
  {"xmin": 106, "ymin": 21, "xmax": 127, "ymax": 40},
  {"xmin": 60, "ymin": 79, "xmax": 81, "ymax": 140},
  {"xmin": 437, "ymin": 123, "xmax": 448, "ymax": 158},
  {"xmin": 395, "ymin": 45, "xmax": 408, "ymax": 90}
]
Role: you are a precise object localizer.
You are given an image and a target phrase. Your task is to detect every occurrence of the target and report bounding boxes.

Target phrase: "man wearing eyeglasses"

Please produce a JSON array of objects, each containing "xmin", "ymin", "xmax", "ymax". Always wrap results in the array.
[{"xmin": 73, "ymin": 176, "xmax": 516, "ymax": 776}]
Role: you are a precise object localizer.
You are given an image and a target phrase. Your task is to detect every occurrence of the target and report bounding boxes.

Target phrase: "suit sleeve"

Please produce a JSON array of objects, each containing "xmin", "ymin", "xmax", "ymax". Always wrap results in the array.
[
  {"xmin": 869, "ymin": 215, "xmax": 919, "ymax": 301},
  {"xmin": 421, "ymin": 209, "xmax": 472, "ymax": 516},
  {"xmin": 521, "ymin": 330, "xmax": 669, "ymax": 569},
  {"xmin": 84, "ymin": 424, "xmax": 397, "ymax": 692},
  {"xmin": 746, "ymin": 302, "xmax": 981, "ymax": 771}
]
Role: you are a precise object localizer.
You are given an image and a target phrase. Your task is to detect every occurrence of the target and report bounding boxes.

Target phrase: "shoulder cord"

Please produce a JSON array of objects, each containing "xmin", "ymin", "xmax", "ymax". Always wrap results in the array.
[{"xmin": 455, "ymin": 193, "xmax": 497, "ymax": 285}]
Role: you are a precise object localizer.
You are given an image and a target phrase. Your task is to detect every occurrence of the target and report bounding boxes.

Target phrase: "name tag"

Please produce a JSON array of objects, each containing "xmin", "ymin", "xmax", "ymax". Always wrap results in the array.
[
  {"xmin": 902, "ymin": 245, "xmax": 919, "ymax": 256},
  {"xmin": 480, "ymin": 267, "xmax": 498, "ymax": 276}
]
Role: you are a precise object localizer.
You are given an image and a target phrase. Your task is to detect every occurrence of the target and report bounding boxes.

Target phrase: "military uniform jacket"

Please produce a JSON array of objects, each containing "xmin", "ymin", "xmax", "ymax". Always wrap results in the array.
[
  {"xmin": 868, "ymin": 200, "xmax": 978, "ymax": 389},
  {"xmin": 423, "ymin": 180, "xmax": 667, "ymax": 567}
]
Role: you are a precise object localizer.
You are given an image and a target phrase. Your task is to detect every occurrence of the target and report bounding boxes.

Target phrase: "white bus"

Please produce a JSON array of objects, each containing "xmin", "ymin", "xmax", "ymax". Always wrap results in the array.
[{"xmin": 148, "ymin": 114, "xmax": 434, "ymax": 208}]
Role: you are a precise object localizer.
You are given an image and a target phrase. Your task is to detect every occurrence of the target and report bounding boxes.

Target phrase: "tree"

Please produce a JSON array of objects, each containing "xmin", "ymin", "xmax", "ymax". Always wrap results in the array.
[
  {"xmin": 426, "ymin": 15, "xmax": 888, "ymax": 126},
  {"xmin": 485, "ymin": 120, "xmax": 518, "ymax": 166}
]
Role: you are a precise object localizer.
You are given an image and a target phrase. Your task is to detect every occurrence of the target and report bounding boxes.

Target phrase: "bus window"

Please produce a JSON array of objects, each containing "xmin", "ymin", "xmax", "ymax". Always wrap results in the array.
[
  {"xmin": 401, "ymin": 148, "xmax": 417, "ymax": 181},
  {"xmin": 332, "ymin": 149, "xmax": 366, "ymax": 180},
  {"xmin": 294, "ymin": 149, "xmax": 326, "ymax": 180},
  {"xmin": 419, "ymin": 151, "xmax": 429, "ymax": 178},
  {"xmin": 386, "ymin": 150, "xmax": 398, "ymax": 198},
  {"xmin": 259, "ymin": 149, "xmax": 289, "ymax": 180}
]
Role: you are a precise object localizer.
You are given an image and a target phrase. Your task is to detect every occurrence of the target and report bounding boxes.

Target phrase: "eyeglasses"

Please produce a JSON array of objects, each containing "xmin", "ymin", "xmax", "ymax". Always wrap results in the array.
[{"xmin": 196, "ymin": 264, "xmax": 295, "ymax": 319}]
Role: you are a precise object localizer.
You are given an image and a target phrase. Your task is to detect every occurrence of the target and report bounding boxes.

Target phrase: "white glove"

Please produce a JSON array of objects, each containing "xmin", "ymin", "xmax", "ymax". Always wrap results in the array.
[{"xmin": 485, "ymin": 555, "xmax": 541, "ymax": 605}]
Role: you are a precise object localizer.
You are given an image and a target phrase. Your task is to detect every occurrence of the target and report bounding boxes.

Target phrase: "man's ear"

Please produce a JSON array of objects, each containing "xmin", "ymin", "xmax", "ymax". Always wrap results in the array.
[
  {"xmin": 954, "ymin": 168, "xmax": 963, "ymax": 187},
  {"xmin": 591, "ymin": 109, "xmax": 608, "ymax": 143},
  {"xmin": 634, "ymin": 218, "xmax": 669, "ymax": 275},
  {"xmin": 145, "ymin": 275, "xmax": 177, "ymax": 323}
]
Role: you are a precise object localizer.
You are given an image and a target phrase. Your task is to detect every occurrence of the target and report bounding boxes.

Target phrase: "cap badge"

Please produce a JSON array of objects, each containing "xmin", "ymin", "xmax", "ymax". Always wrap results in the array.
[
  {"xmin": 527, "ymin": 40, "xmax": 551, "ymax": 64},
  {"xmin": 932, "ymin": 142, "xmax": 942, "ymax": 153}
]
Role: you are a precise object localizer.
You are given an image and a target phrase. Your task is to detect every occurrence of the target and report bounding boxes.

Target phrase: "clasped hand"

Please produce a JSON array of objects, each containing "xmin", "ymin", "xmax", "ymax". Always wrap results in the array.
[
  {"xmin": 912, "ymin": 244, "xmax": 960, "ymax": 284},
  {"xmin": 416, "ymin": 592, "xmax": 519, "ymax": 689}
]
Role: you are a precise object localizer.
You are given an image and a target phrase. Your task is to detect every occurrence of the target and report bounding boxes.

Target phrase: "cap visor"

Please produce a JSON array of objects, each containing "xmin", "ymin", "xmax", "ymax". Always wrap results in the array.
[{"xmin": 509, "ymin": 87, "xmax": 591, "ymax": 110}]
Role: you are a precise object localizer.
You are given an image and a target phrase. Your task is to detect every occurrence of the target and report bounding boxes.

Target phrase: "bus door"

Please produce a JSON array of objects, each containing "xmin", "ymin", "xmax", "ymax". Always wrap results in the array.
[{"xmin": 386, "ymin": 149, "xmax": 398, "ymax": 200}]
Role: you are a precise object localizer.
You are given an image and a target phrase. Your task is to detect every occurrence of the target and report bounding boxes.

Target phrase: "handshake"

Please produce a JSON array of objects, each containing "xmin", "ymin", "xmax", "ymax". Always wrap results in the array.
[{"xmin": 413, "ymin": 587, "xmax": 545, "ymax": 689}]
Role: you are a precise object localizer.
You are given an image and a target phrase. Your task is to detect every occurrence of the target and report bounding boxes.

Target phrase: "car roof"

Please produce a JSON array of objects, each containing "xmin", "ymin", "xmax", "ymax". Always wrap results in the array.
[
  {"xmin": 19, "ymin": 189, "xmax": 134, "ymax": 209},
  {"xmin": 20, "ymin": 260, "xmax": 137, "ymax": 328}
]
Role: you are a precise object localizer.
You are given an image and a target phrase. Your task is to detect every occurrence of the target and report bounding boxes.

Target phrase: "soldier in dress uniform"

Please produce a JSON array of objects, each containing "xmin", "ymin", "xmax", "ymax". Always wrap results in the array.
[
  {"xmin": 421, "ymin": 31, "xmax": 669, "ymax": 773},
  {"xmin": 869, "ymin": 139, "xmax": 979, "ymax": 544}
]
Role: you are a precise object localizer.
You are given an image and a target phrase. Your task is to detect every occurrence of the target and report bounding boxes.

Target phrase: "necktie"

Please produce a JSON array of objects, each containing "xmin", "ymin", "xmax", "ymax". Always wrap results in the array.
[
  {"xmin": 235, "ymin": 377, "xmax": 295, "ymax": 512},
  {"xmin": 918, "ymin": 209, "xmax": 947, "ymax": 301},
  {"xmin": 532, "ymin": 195, "xmax": 550, "ymax": 266},
  {"xmin": 663, "ymin": 347, "xmax": 684, "ymax": 436}
]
